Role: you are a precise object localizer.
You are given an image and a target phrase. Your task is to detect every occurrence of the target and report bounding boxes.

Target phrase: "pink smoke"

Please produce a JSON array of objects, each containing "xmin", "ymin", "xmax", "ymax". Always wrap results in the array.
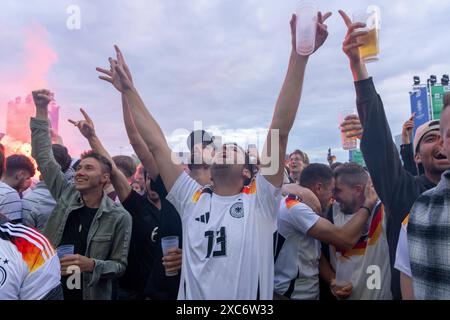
[
  {"xmin": 22, "ymin": 25, "xmax": 58, "ymax": 90},
  {"xmin": 0, "ymin": 23, "xmax": 84, "ymax": 159},
  {"xmin": 0, "ymin": 24, "xmax": 58, "ymax": 100}
]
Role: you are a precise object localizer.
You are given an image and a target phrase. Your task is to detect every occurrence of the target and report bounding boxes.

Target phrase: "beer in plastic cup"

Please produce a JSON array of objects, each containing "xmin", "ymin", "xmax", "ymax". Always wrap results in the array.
[
  {"xmin": 161, "ymin": 236, "xmax": 179, "ymax": 277},
  {"xmin": 296, "ymin": 1, "xmax": 318, "ymax": 56},
  {"xmin": 353, "ymin": 5, "xmax": 381, "ymax": 63},
  {"xmin": 335, "ymin": 256, "xmax": 355, "ymax": 288},
  {"xmin": 56, "ymin": 244, "xmax": 74, "ymax": 259},
  {"xmin": 339, "ymin": 109, "xmax": 358, "ymax": 150}
]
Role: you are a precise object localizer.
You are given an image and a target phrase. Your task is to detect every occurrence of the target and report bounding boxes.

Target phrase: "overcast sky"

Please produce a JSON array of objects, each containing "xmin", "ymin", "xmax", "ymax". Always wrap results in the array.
[{"xmin": 1, "ymin": 0, "xmax": 449, "ymax": 162}]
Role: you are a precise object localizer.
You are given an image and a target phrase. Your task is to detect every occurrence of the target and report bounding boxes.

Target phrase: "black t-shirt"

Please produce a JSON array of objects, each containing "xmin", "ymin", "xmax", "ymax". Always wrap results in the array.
[
  {"xmin": 120, "ymin": 189, "xmax": 161, "ymax": 294},
  {"xmin": 120, "ymin": 175, "xmax": 182, "ymax": 300},
  {"xmin": 59, "ymin": 206, "xmax": 98, "ymax": 300},
  {"xmin": 145, "ymin": 176, "xmax": 183, "ymax": 300}
]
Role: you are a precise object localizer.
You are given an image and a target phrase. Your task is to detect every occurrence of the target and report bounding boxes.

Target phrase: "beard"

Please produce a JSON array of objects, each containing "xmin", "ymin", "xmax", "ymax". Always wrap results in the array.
[{"xmin": 339, "ymin": 200, "xmax": 357, "ymax": 215}]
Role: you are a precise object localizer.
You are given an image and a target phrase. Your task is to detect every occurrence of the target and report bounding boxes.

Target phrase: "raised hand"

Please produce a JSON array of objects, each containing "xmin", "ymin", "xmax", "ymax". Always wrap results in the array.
[
  {"xmin": 363, "ymin": 178, "xmax": 379, "ymax": 212},
  {"xmin": 32, "ymin": 89, "xmax": 54, "ymax": 119},
  {"xmin": 96, "ymin": 46, "xmax": 133, "ymax": 93},
  {"xmin": 69, "ymin": 108, "xmax": 96, "ymax": 139},
  {"xmin": 339, "ymin": 10, "xmax": 368, "ymax": 64},
  {"xmin": 402, "ymin": 113, "xmax": 415, "ymax": 145},
  {"xmin": 32, "ymin": 89, "xmax": 53, "ymax": 110},
  {"xmin": 290, "ymin": 11, "xmax": 332, "ymax": 56},
  {"xmin": 114, "ymin": 45, "xmax": 133, "ymax": 83},
  {"xmin": 340, "ymin": 114, "xmax": 363, "ymax": 140}
]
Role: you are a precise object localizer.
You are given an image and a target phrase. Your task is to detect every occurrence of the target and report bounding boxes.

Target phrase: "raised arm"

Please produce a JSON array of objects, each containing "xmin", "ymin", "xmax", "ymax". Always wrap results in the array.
[
  {"xmin": 114, "ymin": 48, "xmax": 160, "ymax": 180},
  {"xmin": 261, "ymin": 12, "xmax": 331, "ymax": 187},
  {"xmin": 400, "ymin": 114, "xmax": 419, "ymax": 176},
  {"xmin": 30, "ymin": 90, "xmax": 71, "ymax": 201},
  {"xmin": 122, "ymin": 95, "xmax": 159, "ymax": 180},
  {"xmin": 339, "ymin": 10, "xmax": 420, "ymax": 217},
  {"xmin": 338, "ymin": 10, "xmax": 369, "ymax": 82},
  {"xmin": 96, "ymin": 46, "xmax": 182, "ymax": 192},
  {"xmin": 68, "ymin": 108, "xmax": 132, "ymax": 203}
]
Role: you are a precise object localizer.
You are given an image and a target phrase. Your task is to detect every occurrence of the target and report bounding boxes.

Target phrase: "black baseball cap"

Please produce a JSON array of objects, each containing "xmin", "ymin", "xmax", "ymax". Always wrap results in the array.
[{"xmin": 187, "ymin": 130, "xmax": 215, "ymax": 152}]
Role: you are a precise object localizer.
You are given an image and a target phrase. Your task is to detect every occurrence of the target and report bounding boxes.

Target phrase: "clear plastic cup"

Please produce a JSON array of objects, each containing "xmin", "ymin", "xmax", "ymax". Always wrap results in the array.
[
  {"xmin": 161, "ymin": 236, "xmax": 179, "ymax": 277},
  {"xmin": 353, "ymin": 5, "xmax": 381, "ymax": 63},
  {"xmin": 56, "ymin": 244, "xmax": 74, "ymax": 259},
  {"xmin": 339, "ymin": 109, "xmax": 358, "ymax": 150},
  {"xmin": 296, "ymin": 1, "xmax": 318, "ymax": 56},
  {"xmin": 335, "ymin": 257, "xmax": 355, "ymax": 287}
]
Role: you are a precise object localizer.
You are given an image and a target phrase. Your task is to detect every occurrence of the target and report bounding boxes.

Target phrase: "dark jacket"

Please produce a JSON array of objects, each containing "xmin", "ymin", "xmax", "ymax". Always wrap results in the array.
[
  {"xmin": 400, "ymin": 143, "xmax": 418, "ymax": 176},
  {"xmin": 355, "ymin": 78, "xmax": 436, "ymax": 300}
]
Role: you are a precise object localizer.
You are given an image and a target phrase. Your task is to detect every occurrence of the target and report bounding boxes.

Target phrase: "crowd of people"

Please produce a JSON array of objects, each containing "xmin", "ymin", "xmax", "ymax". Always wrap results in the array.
[{"xmin": 1, "ymin": 9, "xmax": 449, "ymax": 301}]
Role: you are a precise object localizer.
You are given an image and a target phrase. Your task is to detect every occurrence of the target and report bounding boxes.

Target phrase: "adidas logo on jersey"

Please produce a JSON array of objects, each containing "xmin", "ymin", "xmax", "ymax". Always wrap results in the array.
[{"xmin": 195, "ymin": 212, "xmax": 210, "ymax": 224}]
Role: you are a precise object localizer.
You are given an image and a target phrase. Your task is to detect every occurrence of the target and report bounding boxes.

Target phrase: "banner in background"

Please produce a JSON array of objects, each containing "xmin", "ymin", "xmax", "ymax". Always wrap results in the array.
[
  {"xmin": 430, "ymin": 85, "xmax": 450, "ymax": 120},
  {"xmin": 410, "ymin": 86, "xmax": 430, "ymax": 137},
  {"xmin": 349, "ymin": 149, "xmax": 366, "ymax": 167}
]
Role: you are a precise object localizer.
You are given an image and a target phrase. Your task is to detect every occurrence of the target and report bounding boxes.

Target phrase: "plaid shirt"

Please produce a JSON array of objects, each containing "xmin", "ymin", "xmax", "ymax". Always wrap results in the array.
[{"xmin": 408, "ymin": 170, "xmax": 450, "ymax": 300}]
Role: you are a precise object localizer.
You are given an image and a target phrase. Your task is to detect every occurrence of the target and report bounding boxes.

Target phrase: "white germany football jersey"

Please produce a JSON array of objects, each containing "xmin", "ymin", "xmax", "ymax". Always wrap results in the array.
[
  {"xmin": 167, "ymin": 171, "xmax": 281, "ymax": 300},
  {"xmin": 274, "ymin": 195, "xmax": 321, "ymax": 300},
  {"xmin": 329, "ymin": 201, "xmax": 392, "ymax": 300},
  {"xmin": 0, "ymin": 222, "xmax": 61, "ymax": 300}
]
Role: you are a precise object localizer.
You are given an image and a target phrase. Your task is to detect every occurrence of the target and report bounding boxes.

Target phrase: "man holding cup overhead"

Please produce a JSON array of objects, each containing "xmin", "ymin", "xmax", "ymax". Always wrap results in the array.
[{"xmin": 338, "ymin": 9, "xmax": 450, "ymax": 300}]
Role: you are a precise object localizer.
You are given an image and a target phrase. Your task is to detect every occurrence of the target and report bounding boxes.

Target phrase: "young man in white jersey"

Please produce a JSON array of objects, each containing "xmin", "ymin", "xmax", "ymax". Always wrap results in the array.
[
  {"xmin": 274, "ymin": 164, "xmax": 378, "ymax": 300},
  {"xmin": 0, "ymin": 213, "xmax": 62, "ymax": 300},
  {"xmin": 96, "ymin": 11, "xmax": 331, "ymax": 299}
]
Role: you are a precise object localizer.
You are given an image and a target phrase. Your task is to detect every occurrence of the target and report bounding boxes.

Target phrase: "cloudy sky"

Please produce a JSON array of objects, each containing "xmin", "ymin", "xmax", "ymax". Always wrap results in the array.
[{"xmin": 1, "ymin": 0, "xmax": 449, "ymax": 162}]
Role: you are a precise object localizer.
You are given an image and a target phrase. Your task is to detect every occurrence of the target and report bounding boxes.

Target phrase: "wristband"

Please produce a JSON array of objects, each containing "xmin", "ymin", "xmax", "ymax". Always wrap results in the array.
[{"xmin": 360, "ymin": 206, "xmax": 372, "ymax": 215}]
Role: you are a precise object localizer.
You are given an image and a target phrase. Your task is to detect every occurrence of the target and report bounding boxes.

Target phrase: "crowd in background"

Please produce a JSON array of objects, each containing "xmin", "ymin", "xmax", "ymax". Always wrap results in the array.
[{"xmin": 1, "ymin": 9, "xmax": 450, "ymax": 301}]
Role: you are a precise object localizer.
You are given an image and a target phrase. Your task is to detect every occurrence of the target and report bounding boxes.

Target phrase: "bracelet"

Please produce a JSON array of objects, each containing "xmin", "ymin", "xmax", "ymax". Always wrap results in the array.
[{"xmin": 360, "ymin": 206, "xmax": 372, "ymax": 215}]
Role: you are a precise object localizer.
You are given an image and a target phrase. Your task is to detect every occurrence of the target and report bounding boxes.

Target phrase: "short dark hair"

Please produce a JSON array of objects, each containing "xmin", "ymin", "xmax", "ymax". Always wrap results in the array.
[
  {"xmin": 0, "ymin": 144, "xmax": 5, "ymax": 178},
  {"xmin": 187, "ymin": 130, "xmax": 215, "ymax": 152},
  {"xmin": 80, "ymin": 150, "xmax": 112, "ymax": 174},
  {"xmin": 112, "ymin": 155, "xmax": 136, "ymax": 179},
  {"xmin": 300, "ymin": 163, "xmax": 333, "ymax": 189},
  {"xmin": 5, "ymin": 154, "xmax": 36, "ymax": 177},
  {"xmin": 52, "ymin": 144, "xmax": 72, "ymax": 173},
  {"xmin": 334, "ymin": 162, "xmax": 368, "ymax": 188}
]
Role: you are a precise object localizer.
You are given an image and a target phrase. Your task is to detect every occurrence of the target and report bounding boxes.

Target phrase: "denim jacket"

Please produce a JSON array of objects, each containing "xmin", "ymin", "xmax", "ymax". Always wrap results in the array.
[{"xmin": 31, "ymin": 118, "xmax": 132, "ymax": 300}]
